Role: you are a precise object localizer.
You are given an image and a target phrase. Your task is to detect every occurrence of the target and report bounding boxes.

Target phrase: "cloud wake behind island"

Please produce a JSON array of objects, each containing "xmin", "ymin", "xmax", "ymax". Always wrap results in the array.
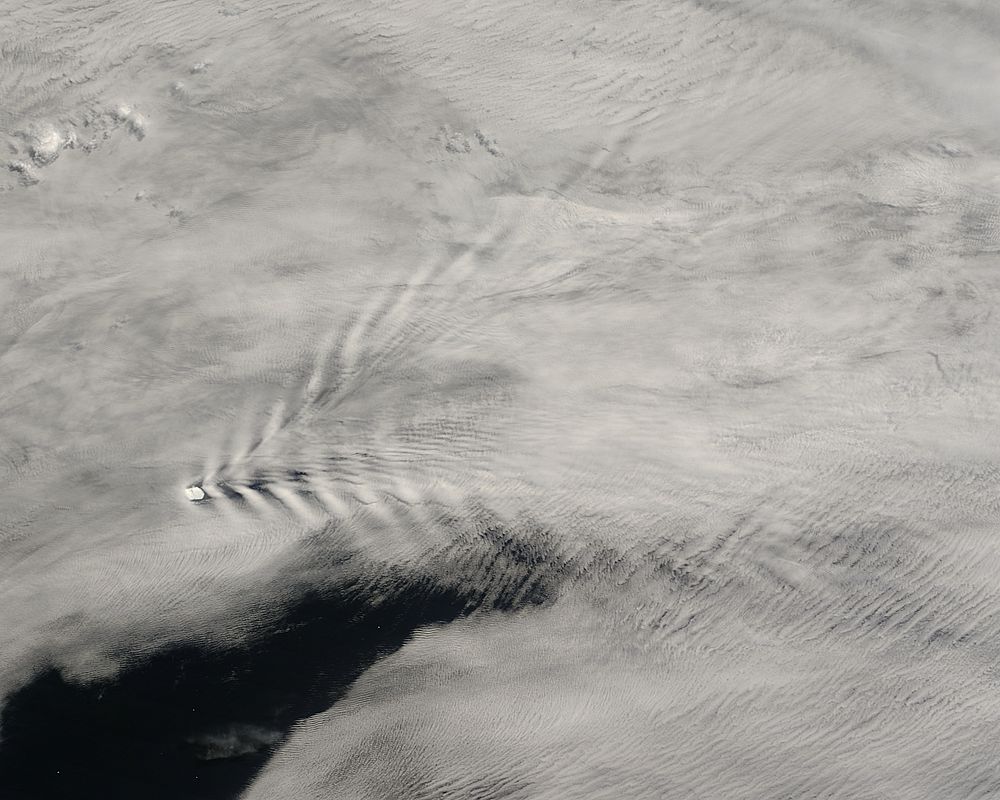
[{"xmin": 1, "ymin": 1, "xmax": 1000, "ymax": 798}]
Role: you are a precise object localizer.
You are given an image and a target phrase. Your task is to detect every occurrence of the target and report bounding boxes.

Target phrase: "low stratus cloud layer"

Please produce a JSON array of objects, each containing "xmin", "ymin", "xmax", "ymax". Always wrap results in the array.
[{"xmin": 2, "ymin": 0, "xmax": 1000, "ymax": 797}]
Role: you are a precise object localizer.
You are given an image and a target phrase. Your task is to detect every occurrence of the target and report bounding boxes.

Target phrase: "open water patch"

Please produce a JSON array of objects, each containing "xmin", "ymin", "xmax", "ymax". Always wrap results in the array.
[{"xmin": 0, "ymin": 526, "xmax": 561, "ymax": 800}]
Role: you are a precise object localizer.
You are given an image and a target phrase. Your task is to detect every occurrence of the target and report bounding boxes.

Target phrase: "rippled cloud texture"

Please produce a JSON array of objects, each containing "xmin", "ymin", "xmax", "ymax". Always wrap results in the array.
[{"xmin": 2, "ymin": 1, "xmax": 1000, "ymax": 798}]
